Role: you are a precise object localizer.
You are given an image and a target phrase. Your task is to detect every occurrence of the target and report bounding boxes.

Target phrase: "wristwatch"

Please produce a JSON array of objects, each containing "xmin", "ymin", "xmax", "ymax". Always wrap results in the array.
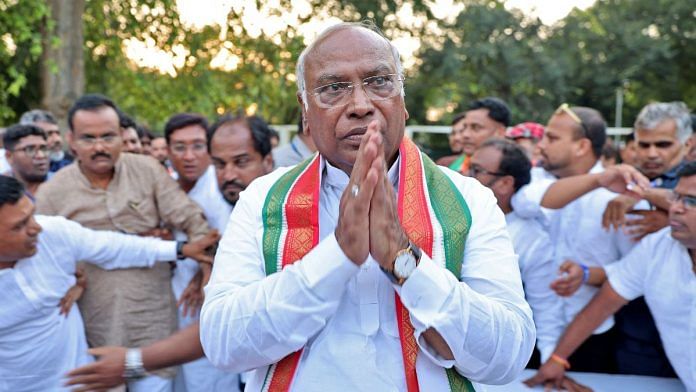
[
  {"xmin": 390, "ymin": 242, "xmax": 422, "ymax": 285},
  {"xmin": 123, "ymin": 348, "xmax": 146, "ymax": 381},
  {"xmin": 176, "ymin": 241, "xmax": 187, "ymax": 260}
]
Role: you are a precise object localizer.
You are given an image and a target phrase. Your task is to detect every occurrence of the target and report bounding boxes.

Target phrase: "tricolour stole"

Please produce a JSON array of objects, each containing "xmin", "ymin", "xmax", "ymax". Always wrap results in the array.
[{"xmin": 260, "ymin": 137, "xmax": 474, "ymax": 392}]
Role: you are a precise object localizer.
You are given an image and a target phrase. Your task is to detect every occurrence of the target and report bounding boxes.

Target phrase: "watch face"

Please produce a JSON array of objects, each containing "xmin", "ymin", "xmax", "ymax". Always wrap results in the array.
[{"xmin": 394, "ymin": 251, "xmax": 416, "ymax": 279}]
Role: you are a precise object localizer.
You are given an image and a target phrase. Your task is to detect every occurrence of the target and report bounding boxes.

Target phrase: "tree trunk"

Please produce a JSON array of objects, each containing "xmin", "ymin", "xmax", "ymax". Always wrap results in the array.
[{"xmin": 41, "ymin": 0, "xmax": 85, "ymax": 127}]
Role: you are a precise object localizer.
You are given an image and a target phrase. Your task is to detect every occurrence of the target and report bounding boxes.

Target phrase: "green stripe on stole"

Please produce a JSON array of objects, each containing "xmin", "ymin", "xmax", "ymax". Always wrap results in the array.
[
  {"xmin": 261, "ymin": 156, "xmax": 315, "ymax": 275},
  {"xmin": 422, "ymin": 152, "xmax": 475, "ymax": 392}
]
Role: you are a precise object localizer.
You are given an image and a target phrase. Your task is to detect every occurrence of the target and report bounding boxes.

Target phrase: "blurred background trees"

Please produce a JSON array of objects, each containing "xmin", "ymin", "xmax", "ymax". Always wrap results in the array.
[{"xmin": 0, "ymin": 0, "xmax": 693, "ymax": 131}]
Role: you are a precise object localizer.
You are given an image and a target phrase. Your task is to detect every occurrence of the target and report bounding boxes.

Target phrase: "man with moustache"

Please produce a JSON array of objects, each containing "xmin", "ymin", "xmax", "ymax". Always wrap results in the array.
[
  {"xmin": 599, "ymin": 102, "xmax": 692, "ymax": 377},
  {"xmin": 35, "ymin": 94, "xmax": 212, "ymax": 392},
  {"xmin": 163, "ymin": 112, "xmax": 239, "ymax": 391},
  {"xmin": 467, "ymin": 139, "xmax": 564, "ymax": 368},
  {"xmin": 511, "ymin": 104, "xmax": 642, "ymax": 374},
  {"xmin": 64, "ymin": 112, "xmax": 277, "ymax": 392},
  {"xmin": 525, "ymin": 161, "xmax": 696, "ymax": 392},
  {"xmin": 19, "ymin": 109, "xmax": 74, "ymax": 174},
  {"xmin": 447, "ymin": 97, "xmax": 511, "ymax": 174},
  {"xmin": 208, "ymin": 113, "xmax": 274, "ymax": 207},
  {"xmin": 200, "ymin": 22, "xmax": 534, "ymax": 391},
  {"xmin": 3, "ymin": 124, "xmax": 50, "ymax": 198}
]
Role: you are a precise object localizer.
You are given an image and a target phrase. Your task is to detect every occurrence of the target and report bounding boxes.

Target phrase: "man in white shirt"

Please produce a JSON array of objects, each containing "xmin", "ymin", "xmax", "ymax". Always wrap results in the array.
[
  {"xmin": 0, "ymin": 175, "xmax": 217, "ymax": 392},
  {"xmin": 525, "ymin": 161, "xmax": 696, "ymax": 391},
  {"xmin": 468, "ymin": 138, "xmax": 563, "ymax": 365},
  {"xmin": 64, "ymin": 112, "xmax": 277, "ymax": 392},
  {"xmin": 200, "ymin": 21, "xmax": 535, "ymax": 391},
  {"xmin": 511, "ymin": 104, "xmax": 637, "ymax": 373},
  {"xmin": 163, "ymin": 113, "xmax": 238, "ymax": 392}
]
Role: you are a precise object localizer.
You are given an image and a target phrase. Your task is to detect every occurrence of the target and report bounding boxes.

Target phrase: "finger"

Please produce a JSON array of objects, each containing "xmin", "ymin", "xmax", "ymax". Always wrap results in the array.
[
  {"xmin": 350, "ymin": 124, "xmax": 381, "ymax": 185},
  {"xmin": 543, "ymin": 381, "xmax": 553, "ymax": 392},
  {"xmin": 626, "ymin": 209, "xmax": 648, "ymax": 216},
  {"xmin": 64, "ymin": 374, "xmax": 104, "ymax": 386},
  {"xmin": 522, "ymin": 373, "xmax": 543, "ymax": 387},
  {"xmin": 624, "ymin": 218, "xmax": 645, "ymax": 227}
]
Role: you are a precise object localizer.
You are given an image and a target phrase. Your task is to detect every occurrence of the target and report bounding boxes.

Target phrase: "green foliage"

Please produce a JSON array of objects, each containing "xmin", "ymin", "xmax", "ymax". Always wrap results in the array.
[
  {"xmin": 0, "ymin": 0, "xmax": 693, "ymax": 131},
  {"xmin": 0, "ymin": 0, "xmax": 50, "ymax": 122}
]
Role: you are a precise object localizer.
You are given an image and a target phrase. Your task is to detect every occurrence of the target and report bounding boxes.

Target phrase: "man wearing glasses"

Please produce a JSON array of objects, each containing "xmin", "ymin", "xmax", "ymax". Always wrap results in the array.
[
  {"xmin": 468, "ymin": 139, "xmax": 565, "ymax": 369},
  {"xmin": 525, "ymin": 161, "xmax": 696, "ymax": 392},
  {"xmin": 2, "ymin": 124, "xmax": 50, "ymax": 198},
  {"xmin": 163, "ymin": 112, "xmax": 239, "ymax": 391},
  {"xmin": 35, "ymin": 94, "xmax": 213, "ymax": 392},
  {"xmin": 511, "ymin": 104, "xmax": 642, "ymax": 374},
  {"xmin": 200, "ymin": 22, "xmax": 535, "ymax": 391}
]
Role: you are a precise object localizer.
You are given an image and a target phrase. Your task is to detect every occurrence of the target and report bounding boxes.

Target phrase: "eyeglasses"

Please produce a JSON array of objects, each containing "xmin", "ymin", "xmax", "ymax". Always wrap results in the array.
[
  {"xmin": 310, "ymin": 73, "xmax": 404, "ymax": 108},
  {"xmin": 555, "ymin": 103, "xmax": 590, "ymax": 137},
  {"xmin": 76, "ymin": 134, "xmax": 120, "ymax": 147},
  {"xmin": 667, "ymin": 191, "xmax": 696, "ymax": 209},
  {"xmin": 468, "ymin": 164, "xmax": 507, "ymax": 178},
  {"xmin": 170, "ymin": 143, "xmax": 207, "ymax": 156},
  {"xmin": 12, "ymin": 144, "xmax": 48, "ymax": 158}
]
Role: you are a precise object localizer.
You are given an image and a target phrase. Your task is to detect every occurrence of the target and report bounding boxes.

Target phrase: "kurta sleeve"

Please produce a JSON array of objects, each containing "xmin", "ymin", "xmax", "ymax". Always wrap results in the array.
[
  {"xmin": 147, "ymin": 158, "xmax": 211, "ymax": 241},
  {"xmin": 200, "ymin": 176, "xmax": 360, "ymax": 372}
]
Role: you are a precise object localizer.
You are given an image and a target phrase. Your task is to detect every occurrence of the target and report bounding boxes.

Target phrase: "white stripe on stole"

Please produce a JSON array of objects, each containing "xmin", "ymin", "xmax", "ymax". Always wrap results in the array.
[{"xmin": 417, "ymin": 153, "xmax": 446, "ymax": 269}]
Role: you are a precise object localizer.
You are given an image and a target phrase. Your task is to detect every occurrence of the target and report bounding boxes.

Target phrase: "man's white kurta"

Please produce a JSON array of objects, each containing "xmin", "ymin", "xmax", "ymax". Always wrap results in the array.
[
  {"xmin": 605, "ymin": 228, "xmax": 695, "ymax": 391},
  {"xmin": 171, "ymin": 165, "xmax": 239, "ymax": 392},
  {"xmin": 505, "ymin": 211, "xmax": 564, "ymax": 363},
  {"xmin": 0, "ymin": 215, "xmax": 177, "ymax": 392},
  {"xmin": 201, "ymin": 156, "xmax": 535, "ymax": 391},
  {"xmin": 511, "ymin": 162, "xmax": 639, "ymax": 334}
]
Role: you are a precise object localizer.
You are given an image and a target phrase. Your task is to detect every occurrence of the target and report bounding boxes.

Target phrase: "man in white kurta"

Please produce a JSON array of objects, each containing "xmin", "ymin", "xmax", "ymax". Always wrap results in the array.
[
  {"xmin": 201, "ymin": 22, "xmax": 535, "ymax": 391},
  {"xmin": 0, "ymin": 206, "xmax": 213, "ymax": 391},
  {"xmin": 467, "ymin": 138, "xmax": 564, "ymax": 363},
  {"xmin": 172, "ymin": 165, "xmax": 236, "ymax": 392},
  {"xmin": 526, "ymin": 162, "xmax": 696, "ymax": 391}
]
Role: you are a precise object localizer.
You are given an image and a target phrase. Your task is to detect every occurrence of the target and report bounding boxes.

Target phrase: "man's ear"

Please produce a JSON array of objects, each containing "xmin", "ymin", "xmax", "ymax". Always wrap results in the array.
[
  {"xmin": 297, "ymin": 93, "xmax": 310, "ymax": 137},
  {"xmin": 575, "ymin": 138, "xmax": 592, "ymax": 158},
  {"xmin": 498, "ymin": 175, "xmax": 515, "ymax": 194},
  {"xmin": 262, "ymin": 153, "xmax": 274, "ymax": 173}
]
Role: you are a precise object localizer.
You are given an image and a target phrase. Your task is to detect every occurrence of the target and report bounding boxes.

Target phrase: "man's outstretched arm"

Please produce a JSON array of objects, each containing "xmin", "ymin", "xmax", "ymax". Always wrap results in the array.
[
  {"xmin": 65, "ymin": 324, "xmax": 204, "ymax": 391},
  {"xmin": 524, "ymin": 282, "xmax": 628, "ymax": 389}
]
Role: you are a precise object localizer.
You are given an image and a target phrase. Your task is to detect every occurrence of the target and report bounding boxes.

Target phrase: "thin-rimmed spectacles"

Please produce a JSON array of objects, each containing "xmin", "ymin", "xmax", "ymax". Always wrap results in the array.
[{"xmin": 310, "ymin": 74, "xmax": 404, "ymax": 109}]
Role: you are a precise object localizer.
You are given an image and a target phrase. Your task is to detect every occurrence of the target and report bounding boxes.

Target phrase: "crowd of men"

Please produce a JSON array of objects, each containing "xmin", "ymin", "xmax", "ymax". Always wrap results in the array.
[{"xmin": 1, "ymin": 21, "xmax": 694, "ymax": 392}]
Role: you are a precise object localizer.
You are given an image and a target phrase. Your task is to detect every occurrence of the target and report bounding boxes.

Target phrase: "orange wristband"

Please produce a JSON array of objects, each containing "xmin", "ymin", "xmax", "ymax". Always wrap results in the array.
[{"xmin": 550, "ymin": 354, "xmax": 571, "ymax": 370}]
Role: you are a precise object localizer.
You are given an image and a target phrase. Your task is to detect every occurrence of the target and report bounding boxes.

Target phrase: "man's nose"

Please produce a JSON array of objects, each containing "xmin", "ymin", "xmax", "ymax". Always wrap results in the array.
[{"xmin": 347, "ymin": 85, "xmax": 375, "ymax": 118}]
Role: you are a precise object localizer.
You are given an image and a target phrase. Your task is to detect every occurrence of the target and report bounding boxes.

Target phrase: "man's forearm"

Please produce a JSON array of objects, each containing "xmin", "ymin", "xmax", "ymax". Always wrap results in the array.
[
  {"xmin": 142, "ymin": 324, "xmax": 204, "ymax": 371},
  {"xmin": 541, "ymin": 174, "xmax": 600, "ymax": 209},
  {"xmin": 643, "ymin": 188, "xmax": 672, "ymax": 210},
  {"xmin": 553, "ymin": 282, "xmax": 627, "ymax": 359}
]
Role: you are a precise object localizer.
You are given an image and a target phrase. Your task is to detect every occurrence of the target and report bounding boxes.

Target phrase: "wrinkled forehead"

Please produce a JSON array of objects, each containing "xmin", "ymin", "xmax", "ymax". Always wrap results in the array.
[{"xmin": 304, "ymin": 28, "xmax": 396, "ymax": 85}]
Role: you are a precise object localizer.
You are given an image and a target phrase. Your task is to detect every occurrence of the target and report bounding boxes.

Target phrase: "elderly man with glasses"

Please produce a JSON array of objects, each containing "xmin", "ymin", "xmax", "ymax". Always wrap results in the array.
[
  {"xmin": 199, "ymin": 21, "xmax": 535, "ymax": 391},
  {"xmin": 3, "ymin": 124, "xmax": 50, "ymax": 198},
  {"xmin": 510, "ymin": 104, "xmax": 650, "ymax": 374}
]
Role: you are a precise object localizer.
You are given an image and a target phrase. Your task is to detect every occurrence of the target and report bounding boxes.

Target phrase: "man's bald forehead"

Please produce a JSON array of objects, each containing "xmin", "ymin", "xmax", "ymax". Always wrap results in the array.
[{"xmin": 306, "ymin": 24, "xmax": 391, "ymax": 59}]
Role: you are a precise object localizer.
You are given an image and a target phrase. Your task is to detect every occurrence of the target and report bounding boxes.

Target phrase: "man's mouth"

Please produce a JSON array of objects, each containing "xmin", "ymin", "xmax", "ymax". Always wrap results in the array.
[{"xmin": 343, "ymin": 126, "xmax": 368, "ymax": 140}]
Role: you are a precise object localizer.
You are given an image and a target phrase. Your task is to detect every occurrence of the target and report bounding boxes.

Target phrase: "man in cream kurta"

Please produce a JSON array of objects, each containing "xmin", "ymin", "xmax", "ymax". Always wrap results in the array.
[
  {"xmin": 35, "ymin": 94, "xmax": 211, "ymax": 390},
  {"xmin": 201, "ymin": 22, "xmax": 534, "ymax": 391}
]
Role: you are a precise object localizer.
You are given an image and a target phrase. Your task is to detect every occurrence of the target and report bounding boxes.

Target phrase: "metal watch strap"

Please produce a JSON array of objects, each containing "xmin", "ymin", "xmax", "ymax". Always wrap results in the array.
[{"xmin": 123, "ymin": 348, "xmax": 146, "ymax": 380}]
